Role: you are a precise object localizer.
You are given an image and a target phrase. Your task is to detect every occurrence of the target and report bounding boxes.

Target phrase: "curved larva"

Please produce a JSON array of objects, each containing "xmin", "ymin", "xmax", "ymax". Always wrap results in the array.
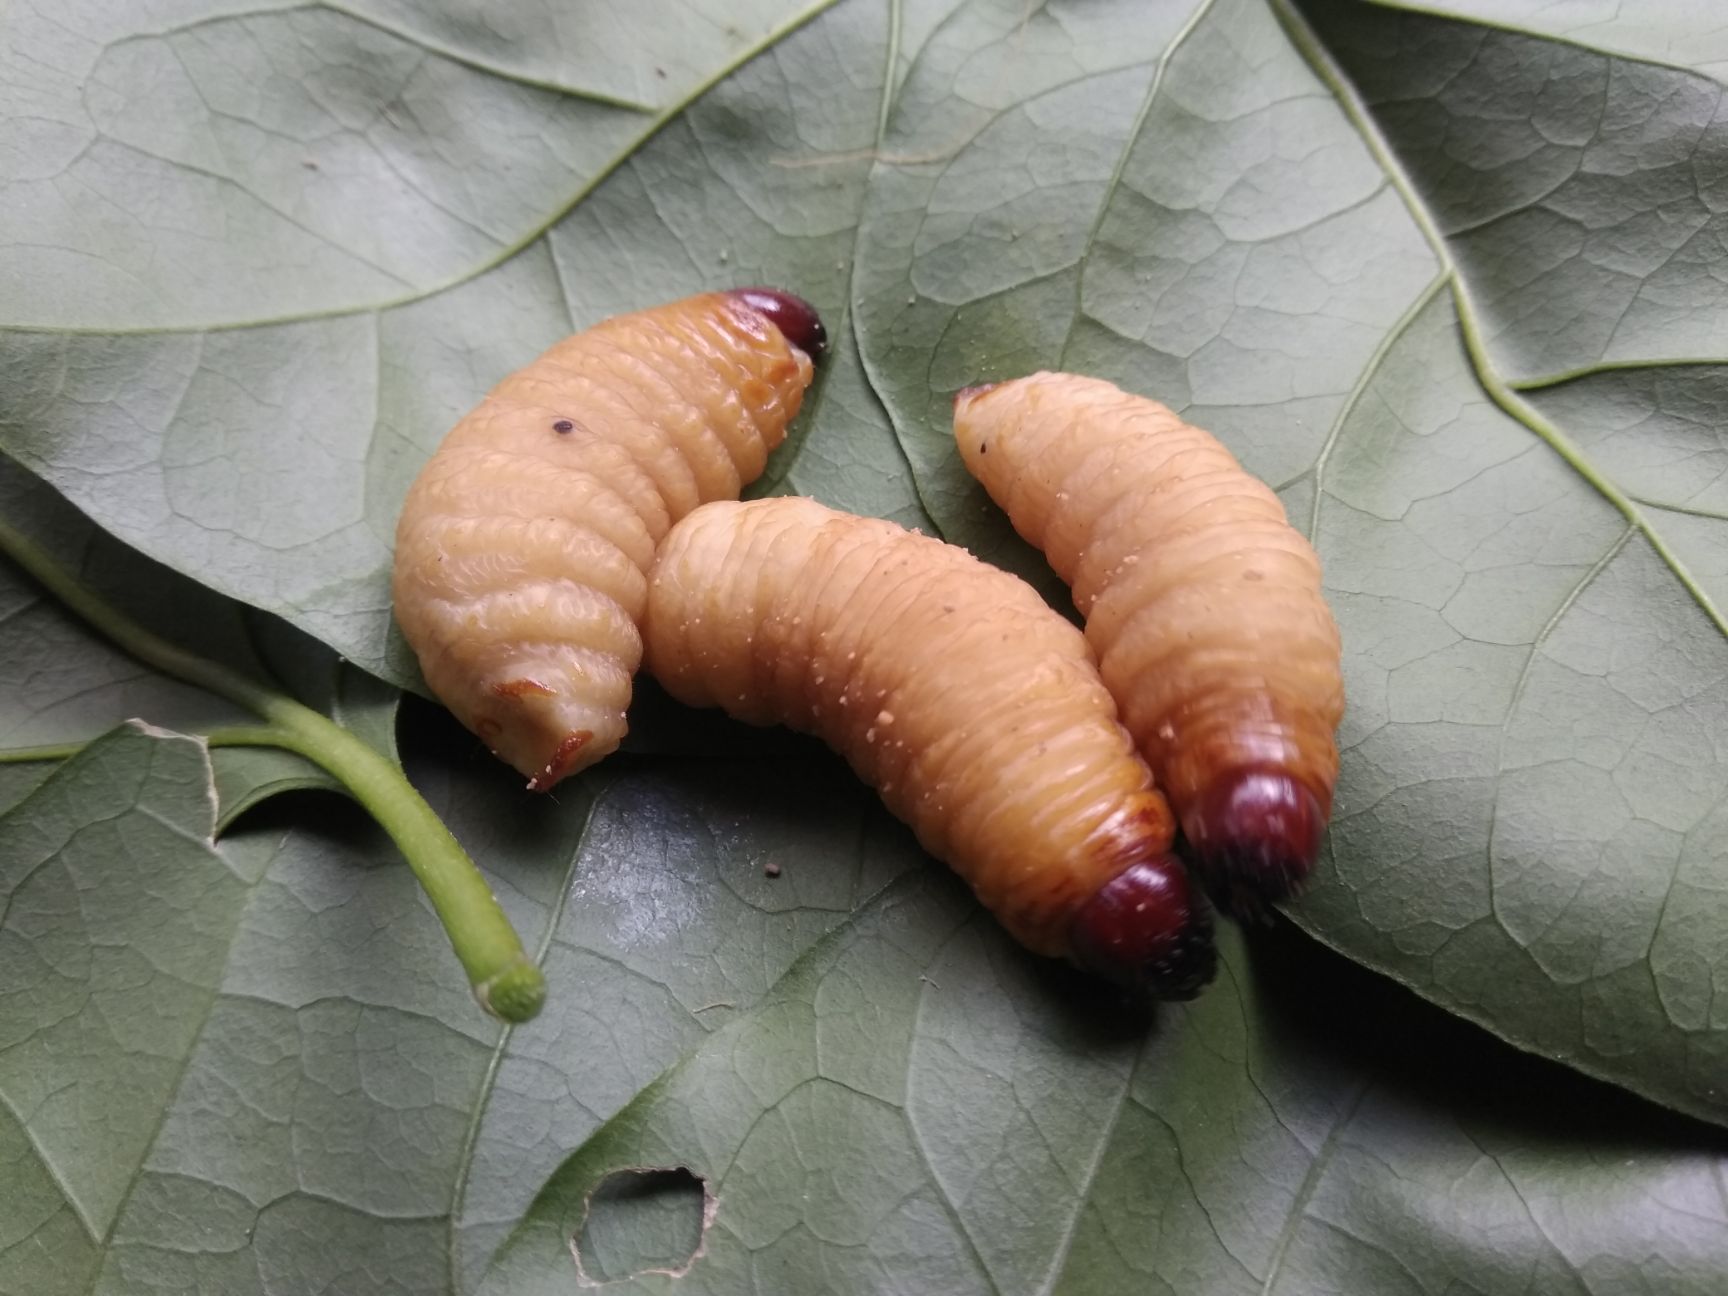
[
  {"xmin": 952, "ymin": 373, "xmax": 1344, "ymax": 909},
  {"xmin": 392, "ymin": 290, "xmax": 823, "ymax": 791},
  {"xmin": 643, "ymin": 496, "xmax": 1216, "ymax": 998}
]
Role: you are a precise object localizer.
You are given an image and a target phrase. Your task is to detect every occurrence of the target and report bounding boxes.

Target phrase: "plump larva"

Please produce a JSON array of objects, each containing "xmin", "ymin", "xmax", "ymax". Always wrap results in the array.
[
  {"xmin": 393, "ymin": 290, "xmax": 822, "ymax": 790},
  {"xmin": 643, "ymin": 496, "xmax": 1216, "ymax": 998},
  {"xmin": 952, "ymin": 374, "xmax": 1344, "ymax": 910}
]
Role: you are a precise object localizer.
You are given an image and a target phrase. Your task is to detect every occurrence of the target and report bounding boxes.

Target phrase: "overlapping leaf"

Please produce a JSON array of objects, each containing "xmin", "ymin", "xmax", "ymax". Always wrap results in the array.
[
  {"xmin": 0, "ymin": 716, "xmax": 924, "ymax": 1293},
  {"xmin": 849, "ymin": 0, "xmax": 1728, "ymax": 1126},
  {"xmin": 3, "ymin": 1, "xmax": 1728, "ymax": 1293},
  {"xmin": 1373, "ymin": 0, "xmax": 1728, "ymax": 80},
  {"xmin": 485, "ymin": 893, "xmax": 1728, "ymax": 1295}
]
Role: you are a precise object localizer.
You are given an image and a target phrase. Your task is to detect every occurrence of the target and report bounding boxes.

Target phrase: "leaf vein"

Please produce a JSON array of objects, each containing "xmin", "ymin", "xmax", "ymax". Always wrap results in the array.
[
  {"xmin": 1054, "ymin": 0, "xmax": 1220, "ymax": 370},
  {"xmin": 1257, "ymin": 1081, "xmax": 1371, "ymax": 1296},
  {"xmin": 1275, "ymin": 0, "xmax": 1728, "ymax": 644}
]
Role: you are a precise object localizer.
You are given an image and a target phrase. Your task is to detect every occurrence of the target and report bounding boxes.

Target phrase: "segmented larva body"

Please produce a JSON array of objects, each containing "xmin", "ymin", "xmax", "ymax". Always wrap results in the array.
[
  {"xmin": 952, "ymin": 373, "xmax": 1344, "ymax": 908},
  {"xmin": 644, "ymin": 496, "xmax": 1216, "ymax": 997},
  {"xmin": 393, "ymin": 290, "xmax": 824, "ymax": 790}
]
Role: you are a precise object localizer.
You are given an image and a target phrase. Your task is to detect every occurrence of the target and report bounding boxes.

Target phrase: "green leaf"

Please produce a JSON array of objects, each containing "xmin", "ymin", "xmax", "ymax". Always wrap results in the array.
[
  {"xmin": 1367, "ymin": 0, "xmax": 1728, "ymax": 80},
  {"xmin": 0, "ymin": 724, "xmax": 235, "ymax": 1291},
  {"xmin": 0, "ymin": 721, "xmax": 518, "ymax": 1294},
  {"xmin": 434, "ymin": 740, "xmax": 924, "ymax": 1291},
  {"xmin": 0, "ymin": 458, "xmax": 256, "ymax": 748},
  {"xmin": 482, "ymin": 895, "xmax": 1728, "ymax": 1295},
  {"xmin": 849, "ymin": 0, "xmax": 1728, "ymax": 1127},
  {"xmin": 5, "ymin": 0, "xmax": 1728, "ymax": 1290},
  {"xmin": 13, "ymin": 722, "xmax": 1725, "ymax": 1295},
  {"xmin": 0, "ymin": 0, "xmax": 833, "ymax": 329},
  {"xmin": 0, "ymin": 709, "xmax": 925, "ymax": 1292},
  {"xmin": 1312, "ymin": 0, "xmax": 1728, "ymax": 381}
]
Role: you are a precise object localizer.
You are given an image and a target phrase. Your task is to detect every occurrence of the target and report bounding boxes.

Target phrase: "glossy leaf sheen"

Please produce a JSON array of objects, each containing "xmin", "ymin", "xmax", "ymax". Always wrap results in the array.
[{"xmin": 1, "ymin": 1, "xmax": 1727, "ymax": 1293}]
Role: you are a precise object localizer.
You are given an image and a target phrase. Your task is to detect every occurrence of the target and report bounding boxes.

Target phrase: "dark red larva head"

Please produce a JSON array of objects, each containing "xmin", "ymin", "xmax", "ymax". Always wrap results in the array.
[
  {"xmin": 727, "ymin": 288, "xmax": 827, "ymax": 358},
  {"xmin": 1181, "ymin": 766, "xmax": 1325, "ymax": 916},
  {"xmin": 1068, "ymin": 852, "xmax": 1216, "ymax": 1000}
]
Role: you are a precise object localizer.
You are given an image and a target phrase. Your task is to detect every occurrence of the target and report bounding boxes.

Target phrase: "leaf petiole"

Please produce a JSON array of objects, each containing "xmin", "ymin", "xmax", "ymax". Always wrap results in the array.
[
  {"xmin": 0, "ymin": 516, "xmax": 546, "ymax": 1023},
  {"xmin": 0, "ymin": 741, "xmax": 87, "ymax": 763}
]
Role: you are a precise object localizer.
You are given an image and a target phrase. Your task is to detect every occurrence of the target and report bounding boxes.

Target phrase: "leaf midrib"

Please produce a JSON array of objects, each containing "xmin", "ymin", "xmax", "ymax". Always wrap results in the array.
[
  {"xmin": 1054, "ymin": 0, "xmax": 1224, "ymax": 372},
  {"xmin": 1273, "ymin": 0, "xmax": 1728, "ymax": 647},
  {"xmin": 2, "ymin": 0, "xmax": 845, "ymax": 338},
  {"xmin": 779, "ymin": 0, "xmax": 936, "ymax": 529}
]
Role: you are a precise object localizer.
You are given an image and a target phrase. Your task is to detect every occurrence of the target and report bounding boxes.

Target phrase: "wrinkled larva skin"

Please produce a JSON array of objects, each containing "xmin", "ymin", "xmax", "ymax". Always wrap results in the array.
[
  {"xmin": 393, "ymin": 292, "xmax": 817, "ymax": 790},
  {"xmin": 644, "ymin": 497, "xmax": 1216, "ymax": 998},
  {"xmin": 953, "ymin": 373, "xmax": 1344, "ymax": 910}
]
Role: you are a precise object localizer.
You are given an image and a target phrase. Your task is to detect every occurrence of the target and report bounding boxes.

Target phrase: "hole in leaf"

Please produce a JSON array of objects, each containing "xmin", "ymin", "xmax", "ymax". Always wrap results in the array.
[{"xmin": 572, "ymin": 1166, "xmax": 711, "ymax": 1284}]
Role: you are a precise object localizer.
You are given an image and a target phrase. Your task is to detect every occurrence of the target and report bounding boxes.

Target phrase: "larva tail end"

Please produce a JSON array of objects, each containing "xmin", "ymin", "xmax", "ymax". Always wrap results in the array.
[
  {"xmin": 1183, "ymin": 767, "xmax": 1325, "ymax": 915},
  {"xmin": 1069, "ymin": 854, "xmax": 1217, "ymax": 1001},
  {"xmin": 727, "ymin": 287, "xmax": 827, "ymax": 358},
  {"xmin": 524, "ymin": 730, "xmax": 597, "ymax": 793}
]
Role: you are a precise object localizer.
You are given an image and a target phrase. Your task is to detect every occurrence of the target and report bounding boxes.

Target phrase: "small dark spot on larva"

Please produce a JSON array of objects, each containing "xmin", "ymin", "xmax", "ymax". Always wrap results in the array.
[
  {"xmin": 980, "ymin": 442, "xmax": 987, "ymax": 454},
  {"xmin": 553, "ymin": 419, "xmax": 575, "ymax": 434}
]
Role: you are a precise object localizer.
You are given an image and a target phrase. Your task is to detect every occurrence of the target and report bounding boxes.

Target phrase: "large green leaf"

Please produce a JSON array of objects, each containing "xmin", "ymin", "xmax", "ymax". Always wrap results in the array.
[
  {"xmin": 9, "ymin": 724, "xmax": 1727, "ymax": 1296},
  {"xmin": 849, "ymin": 0, "xmax": 1728, "ymax": 1128},
  {"xmin": 0, "ymin": 725, "xmax": 232, "ymax": 1294},
  {"xmin": 0, "ymin": 0, "xmax": 831, "ymax": 329},
  {"xmin": 4, "ymin": 0, "xmax": 1728, "ymax": 1291},
  {"xmin": 1372, "ymin": 0, "xmax": 1728, "ymax": 79},
  {"xmin": 483, "ymin": 895, "xmax": 1728, "ymax": 1295}
]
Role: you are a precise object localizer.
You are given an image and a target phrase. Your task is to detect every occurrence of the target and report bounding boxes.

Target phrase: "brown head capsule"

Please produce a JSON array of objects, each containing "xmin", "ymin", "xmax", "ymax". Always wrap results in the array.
[
  {"xmin": 393, "ymin": 290, "xmax": 822, "ymax": 790},
  {"xmin": 1183, "ymin": 767, "xmax": 1325, "ymax": 918},
  {"xmin": 644, "ymin": 497, "xmax": 1216, "ymax": 999},
  {"xmin": 1069, "ymin": 853, "xmax": 1216, "ymax": 999},
  {"xmin": 953, "ymin": 373, "xmax": 1343, "ymax": 914},
  {"xmin": 727, "ymin": 288, "xmax": 828, "ymax": 358}
]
